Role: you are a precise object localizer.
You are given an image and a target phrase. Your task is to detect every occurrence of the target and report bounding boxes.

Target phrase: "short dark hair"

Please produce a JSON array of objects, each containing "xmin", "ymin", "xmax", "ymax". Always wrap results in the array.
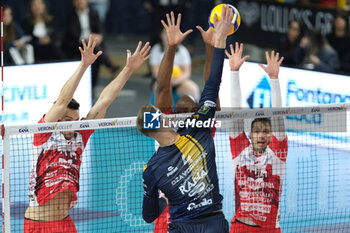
[
  {"xmin": 54, "ymin": 98, "xmax": 80, "ymax": 110},
  {"xmin": 68, "ymin": 98, "xmax": 80, "ymax": 110},
  {"xmin": 251, "ymin": 118, "xmax": 272, "ymax": 131},
  {"xmin": 136, "ymin": 104, "xmax": 161, "ymax": 137}
]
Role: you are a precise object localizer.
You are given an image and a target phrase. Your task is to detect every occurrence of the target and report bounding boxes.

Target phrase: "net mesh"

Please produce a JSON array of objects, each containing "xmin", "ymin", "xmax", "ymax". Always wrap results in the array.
[{"xmin": 2, "ymin": 105, "xmax": 350, "ymax": 233}]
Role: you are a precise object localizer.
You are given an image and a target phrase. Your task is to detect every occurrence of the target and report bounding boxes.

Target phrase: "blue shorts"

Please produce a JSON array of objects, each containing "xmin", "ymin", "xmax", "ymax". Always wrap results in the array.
[{"xmin": 168, "ymin": 212, "xmax": 229, "ymax": 233}]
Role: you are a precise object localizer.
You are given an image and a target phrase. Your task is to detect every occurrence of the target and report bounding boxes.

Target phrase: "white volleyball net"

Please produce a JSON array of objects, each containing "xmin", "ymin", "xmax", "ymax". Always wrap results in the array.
[{"xmin": 1, "ymin": 104, "xmax": 350, "ymax": 232}]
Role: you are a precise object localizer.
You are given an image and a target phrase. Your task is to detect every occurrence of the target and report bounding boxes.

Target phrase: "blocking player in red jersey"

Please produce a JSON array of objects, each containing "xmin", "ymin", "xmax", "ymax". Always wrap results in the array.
[
  {"xmin": 152, "ymin": 11, "xmax": 221, "ymax": 233},
  {"xmin": 225, "ymin": 48, "xmax": 287, "ymax": 233},
  {"xmin": 23, "ymin": 35, "xmax": 151, "ymax": 233}
]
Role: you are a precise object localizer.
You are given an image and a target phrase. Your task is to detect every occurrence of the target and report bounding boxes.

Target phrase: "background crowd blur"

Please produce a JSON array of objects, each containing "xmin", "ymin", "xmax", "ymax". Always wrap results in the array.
[{"xmin": 2, "ymin": 0, "xmax": 350, "ymax": 104}]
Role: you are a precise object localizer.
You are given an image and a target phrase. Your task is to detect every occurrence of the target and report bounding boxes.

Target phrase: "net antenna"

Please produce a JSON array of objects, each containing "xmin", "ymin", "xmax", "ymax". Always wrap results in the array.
[{"xmin": 1, "ymin": 6, "xmax": 10, "ymax": 233}]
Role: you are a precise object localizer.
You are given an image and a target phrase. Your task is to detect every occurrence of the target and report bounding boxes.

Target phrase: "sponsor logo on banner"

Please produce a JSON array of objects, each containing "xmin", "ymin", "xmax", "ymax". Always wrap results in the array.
[
  {"xmin": 116, "ymin": 120, "xmax": 132, "ymax": 126},
  {"xmin": 311, "ymin": 107, "xmax": 320, "ymax": 113},
  {"xmin": 286, "ymin": 80, "xmax": 350, "ymax": 106},
  {"xmin": 38, "ymin": 125, "xmax": 55, "ymax": 132},
  {"xmin": 247, "ymin": 76, "xmax": 271, "ymax": 109},
  {"xmin": 327, "ymin": 104, "xmax": 346, "ymax": 112},
  {"xmin": 80, "ymin": 123, "xmax": 90, "ymax": 128},
  {"xmin": 272, "ymin": 110, "xmax": 288, "ymax": 115},
  {"xmin": 55, "ymin": 124, "xmax": 72, "ymax": 130},
  {"xmin": 237, "ymin": 1, "xmax": 260, "ymax": 27},
  {"xmin": 19, "ymin": 127, "xmax": 29, "ymax": 133},
  {"xmin": 98, "ymin": 120, "xmax": 118, "ymax": 127}
]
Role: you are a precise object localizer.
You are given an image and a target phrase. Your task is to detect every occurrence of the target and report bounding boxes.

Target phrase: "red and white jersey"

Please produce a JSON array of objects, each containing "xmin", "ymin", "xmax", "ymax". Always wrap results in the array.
[
  {"xmin": 28, "ymin": 116, "xmax": 94, "ymax": 208},
  {"xmin": 230, "ymin": 132, "xmax": 288, "ymax": 229}
]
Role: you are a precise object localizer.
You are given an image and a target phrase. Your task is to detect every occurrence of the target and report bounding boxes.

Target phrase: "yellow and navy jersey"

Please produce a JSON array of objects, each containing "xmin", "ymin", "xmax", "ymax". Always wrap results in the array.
[{"xmin": 142, "ymin": 48, "xmax": 225, "ymax": 223}]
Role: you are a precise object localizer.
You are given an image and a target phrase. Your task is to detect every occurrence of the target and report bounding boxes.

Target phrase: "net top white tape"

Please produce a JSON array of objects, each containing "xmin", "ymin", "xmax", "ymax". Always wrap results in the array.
[{"xmin": 2, "ymin": 103, "xmax": 349, "ymax": 136}]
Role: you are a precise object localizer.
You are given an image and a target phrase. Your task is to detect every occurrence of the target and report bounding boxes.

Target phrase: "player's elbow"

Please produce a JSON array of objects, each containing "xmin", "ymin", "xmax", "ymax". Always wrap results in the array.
[{"xmin": 142, "ymin": 212, "xmax": 156, "ymax": 223}]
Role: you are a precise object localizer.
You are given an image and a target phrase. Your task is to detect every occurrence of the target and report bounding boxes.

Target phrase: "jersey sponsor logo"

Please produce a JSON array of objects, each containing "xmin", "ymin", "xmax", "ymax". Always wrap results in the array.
[
  {"xmin": 46, "ymin": 157, "xmax": 79, "ymax": 170},
  {"xmin": 171, "ymin": 156, "xmax": 205, "ymax": 186},
  {"xmin": 241, "ymin": 202, "xmax": 271, "ymax": 214},
  {"xmin": 238, "ymin": 177, "xmax": 275, "ymax": 190},
  {"xmin": 204, "ymin": 100, "xmax": 216, "ymax": 108},
  {"xmin": 49, "ymin": 136, "xmax": 61, "ymax": 143},
  {"xmin": 198, "ymin": 105, "xmax": 210, "ymax": 114},
  {"xmin": 178, "ymin": 170, "xmax": 208, "ymax": 197},
  {"xmin": 143, "ymin": 111, "xmax": 161, "ymax": 129},
  {"xmin": 197, "ymin": 184, "xmax": 214, "ymax": 199},
  {"xmin": 187, "ymin": 198, "xmax": 213, "ymax": 211},
  {"xmin": 167, "ymin": 166, "xmax": 178, "ymax": 177}
]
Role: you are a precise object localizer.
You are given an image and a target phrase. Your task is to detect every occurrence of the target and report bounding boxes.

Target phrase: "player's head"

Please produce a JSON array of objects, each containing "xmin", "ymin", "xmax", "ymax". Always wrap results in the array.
[
  {"xmin": 249, "ymin": 118, "xmax": 272, "ymax": 154},
  {"xmin": 174, "ymin": 95, "xmax": 198, "ymax": 114},
  {"xmin": 57, "ymin": 98, "xmax": 80, "ymax": 140}
]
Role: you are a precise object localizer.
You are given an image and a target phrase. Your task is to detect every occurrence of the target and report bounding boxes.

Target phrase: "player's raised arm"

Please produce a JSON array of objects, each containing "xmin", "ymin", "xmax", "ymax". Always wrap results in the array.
[
  {"xmin": 86, "ymin": 41, "xmax": 151, "ymax": 120},
  {"xmin": 197, "ymin": 24, "xmax": 223, "ymax": 110},
  {"xmin": 44, "ymin": 35, "xmax": 102, "ymax": 123},
  {"xmin": 259, "ymin": 51, "xmax": 286, "ymax": 140},
  {"xmin": 155, "ymin": 12, "xmax": 192, "ymax": 111},
  {"xmin": 197, "ymin": 5, "xmax": 233, "ymax": 118},
  {"xmin": 225, "ymin": 42, "xmax": 249, "ymax": 138}
]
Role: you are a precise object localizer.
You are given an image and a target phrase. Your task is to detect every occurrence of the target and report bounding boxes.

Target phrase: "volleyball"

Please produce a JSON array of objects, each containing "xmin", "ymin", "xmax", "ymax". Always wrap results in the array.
[
  {"xmin": 208, "ymin": 3, "xmax": 241, "ymax": 35},
  {"xmin": 172, "ymin": 65, "xmax": 182, "ymax": 79}
]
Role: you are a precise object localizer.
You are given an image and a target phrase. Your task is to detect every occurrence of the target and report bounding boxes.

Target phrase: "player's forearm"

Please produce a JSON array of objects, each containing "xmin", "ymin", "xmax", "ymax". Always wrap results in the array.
[
  {"xmin": 56, "ymin": 62, "xmax": 89, "ymax": 105},
  {"xmin": 198, "ymin": 48, "xmax": 225, "ymax": 107},
  {"xmin": 157, "ymin": 45, "xmax": 177, "ymax": 91},
  {"xmin": 230, "ymin": 71, "xmax": 241, "ymax": 108},
  {"xmin": 142, "ymin": 196, "xmax": 165, "ymax": 223},
  {"xmin": 270, "ymin": 79, "xmax": 282, "ymax": 107},
  {"xmin": 270, "ymin": 79, "xmax": 286, "ymax": 139},
  {"xmin": 204, "ymin": 44, "xmax": 214, "ymax": 83}
]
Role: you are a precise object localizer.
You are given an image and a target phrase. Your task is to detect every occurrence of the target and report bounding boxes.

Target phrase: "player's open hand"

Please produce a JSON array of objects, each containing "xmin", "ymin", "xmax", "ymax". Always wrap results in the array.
[
  {"xmin": 213, "ymin": 5, "xmax": 233, "ymax": 39},
  {"xmin": 161, "ymin": 12, "xmax": 192, "ymax": 47},
  {"xmin": 196, "ymin": 25, "xmax": 215, "ymax": 47},
  {"xmin": 126, "ymin": 41, "xmax": 151, "ymax": 71},
  {"xmin": 259, "ymin": 51, "xmax": 284, "ymax": 79},
  {"xmin": 79, "ymin": 34, "xmax": 103, "ymax": 66},
  {"xmin": 225, "ymin": 42, "xmax": 249, "ymax": 71}
]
